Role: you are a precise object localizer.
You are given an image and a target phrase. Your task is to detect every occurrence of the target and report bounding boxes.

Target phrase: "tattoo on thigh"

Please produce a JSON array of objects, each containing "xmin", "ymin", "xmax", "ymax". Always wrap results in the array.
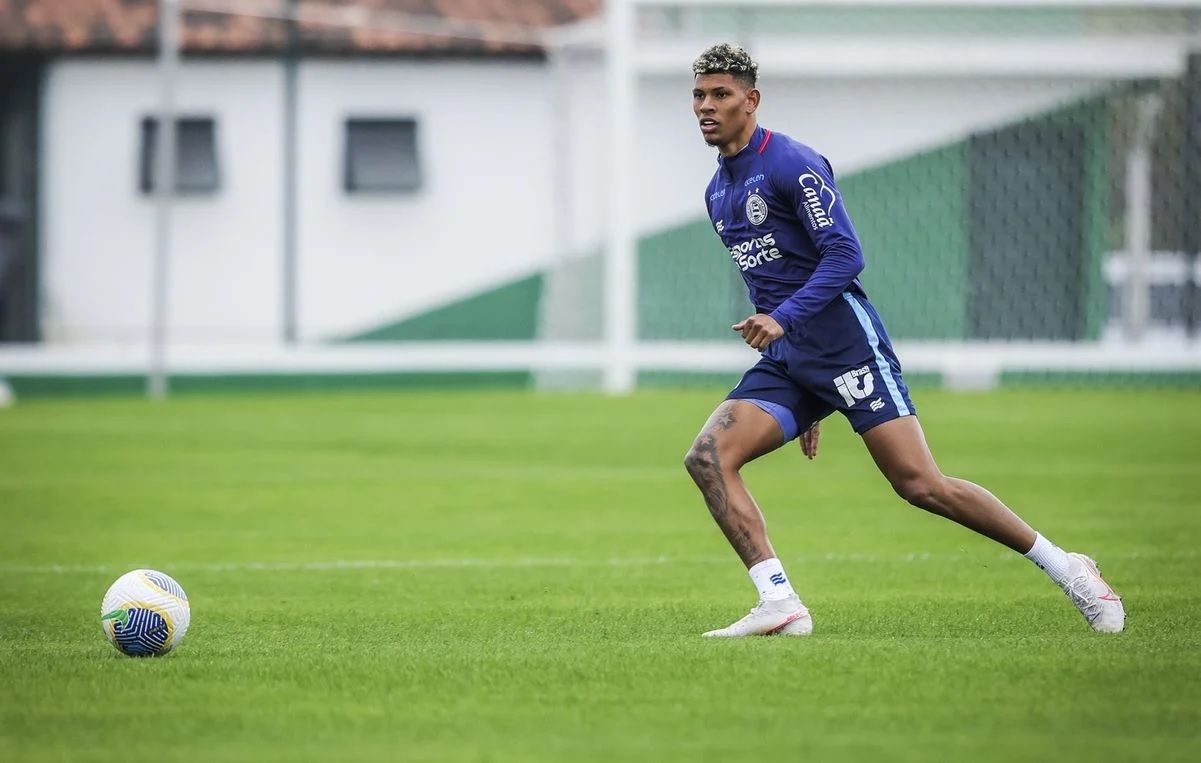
[{"xmin": 714, "ymin": 403, "xmax": 738, "ymax": 431}]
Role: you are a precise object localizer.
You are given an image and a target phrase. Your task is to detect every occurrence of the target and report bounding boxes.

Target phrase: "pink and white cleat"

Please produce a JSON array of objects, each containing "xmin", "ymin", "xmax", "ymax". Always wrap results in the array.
[
  {"xmin": 703, "ymin": 594, "xmax": 813, "ymax": 637},
  {"xmin": 1062, "ymin": 553, "xmax": 1125, "ymax": 633}
]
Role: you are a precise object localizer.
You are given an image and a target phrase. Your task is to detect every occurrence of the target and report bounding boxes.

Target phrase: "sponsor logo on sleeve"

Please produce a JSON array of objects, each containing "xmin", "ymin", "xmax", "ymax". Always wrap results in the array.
[{"xmin": 798, "ymin": 167, "xmax": 838, "ymax": 230}]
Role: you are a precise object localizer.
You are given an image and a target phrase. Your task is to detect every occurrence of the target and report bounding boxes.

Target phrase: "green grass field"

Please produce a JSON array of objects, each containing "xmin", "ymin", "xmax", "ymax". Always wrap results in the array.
[{"xmin": 1, "ymin": 387, "xmax": 1199, "ymax": 762}]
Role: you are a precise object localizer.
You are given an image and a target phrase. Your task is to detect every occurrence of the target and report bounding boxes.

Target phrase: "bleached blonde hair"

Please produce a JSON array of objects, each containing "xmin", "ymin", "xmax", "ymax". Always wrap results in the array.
[{"xmin": 692, "ymin": 43, "xmax": 758, "ymax": 88}]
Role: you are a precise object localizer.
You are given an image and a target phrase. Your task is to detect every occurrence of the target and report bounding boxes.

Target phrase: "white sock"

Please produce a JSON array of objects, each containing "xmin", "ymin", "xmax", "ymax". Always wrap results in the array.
[
  {"xmin": 748, "ymin": 558, "xmax": 797, "ymax": 601},
  {"xmin": 1024, "ymin": 532, "xmax": 1071, "ymax": 584}
]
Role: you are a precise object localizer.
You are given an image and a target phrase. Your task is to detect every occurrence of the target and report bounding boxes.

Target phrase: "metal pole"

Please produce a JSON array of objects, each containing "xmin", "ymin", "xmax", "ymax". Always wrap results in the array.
[
  {"xmin": 1122, "ymin": 92, "xmax": 1161, "ymax": 342},
  {"xmin": 1184, "ymin": 52, "xmax": 1201, "ymax": 338},
  {"xmin": 149, "ymin": 0, "xmax": 179, "ymax": 400},
  {"xmin": 549, "ymin": 46, "xmax": 573, "ymax": 305},
  {"xmin": 533, "ymin": 43, "xmax": 577, "ymax": 391},
  {"xmin": 282, "ymin": 0, "xmax": 299, "ymax": 344},
  {"xmin": 603, "ymin": 0, "xmax": 636, "ymax": 394}
]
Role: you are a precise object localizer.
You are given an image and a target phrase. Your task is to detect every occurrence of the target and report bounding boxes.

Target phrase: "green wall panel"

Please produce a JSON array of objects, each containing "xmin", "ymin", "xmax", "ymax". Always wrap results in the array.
[
  {"xmin": 840, "ymin": 143, "xmax": 970, "ymax": 340},
  {"xmin": 343, "ymin": 274, "xmax": 543, "ymax": 342},
  {"xmin": 634, "ymin": 144, "xmax": 974, "ymax": 342},
  {"xmin": 1078, "ymin": 98, "xmax": 1113, "ymax": 341},
  {"xmin": 637, "ymin": 220, "xmax": 745, "ymax": 340},
  {"xmin": 344, "ymin": 93, "xmax": 1115, "ymax": 347}
]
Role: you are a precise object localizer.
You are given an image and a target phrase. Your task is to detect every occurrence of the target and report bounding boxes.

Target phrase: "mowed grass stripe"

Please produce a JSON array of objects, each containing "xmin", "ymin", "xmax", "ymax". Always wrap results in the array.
[
  {"xmin": 1, "ymin": 388, "xmax": 1199, "ymax": 762},
  {"xmin": 2, "ymin": 547, "xmax": 1197, "ymax": 576}
]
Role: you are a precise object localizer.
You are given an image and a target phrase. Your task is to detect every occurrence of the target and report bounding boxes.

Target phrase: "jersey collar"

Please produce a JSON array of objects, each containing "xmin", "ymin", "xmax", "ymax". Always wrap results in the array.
[{"xmin": 719, "ymin": 126, "xmax": 772, "ymax": 175}]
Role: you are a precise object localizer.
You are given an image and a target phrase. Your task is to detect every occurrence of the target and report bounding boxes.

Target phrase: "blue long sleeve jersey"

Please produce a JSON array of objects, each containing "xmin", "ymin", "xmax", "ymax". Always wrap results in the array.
[{"xmin": 704, "ymin": 126, "xmax": 868, "ymax": 334}]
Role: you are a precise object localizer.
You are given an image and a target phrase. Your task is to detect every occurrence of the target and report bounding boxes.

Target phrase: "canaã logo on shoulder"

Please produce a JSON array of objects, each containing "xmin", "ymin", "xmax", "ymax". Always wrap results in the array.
[{"xmin": 798, "ymin": 168, "xmax": 837, "ymax": 230}]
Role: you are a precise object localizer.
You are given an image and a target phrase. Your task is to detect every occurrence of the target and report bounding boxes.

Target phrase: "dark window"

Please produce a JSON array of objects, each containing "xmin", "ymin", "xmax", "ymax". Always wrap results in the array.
[
  {"xmin": 139, "ymin": 116, "xmax": 220, "ymax": 195},
  {"xmin": 344, "ymin": 118, "xmax": 421, "ymax": 193}
]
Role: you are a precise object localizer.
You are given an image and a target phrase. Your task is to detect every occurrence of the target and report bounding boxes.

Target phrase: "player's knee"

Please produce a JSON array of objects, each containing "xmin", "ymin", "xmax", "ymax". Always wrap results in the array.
[
  {"xmin": 683, "ymin": 441, "xmax": 717, "ymax": 484},
  {"xmin": 892, "ymin": 473, "xmax": 946, "ymax": 512},
  {"xmin": 684, "ymin": 433, "xmax": 740, "ymax": 485}
]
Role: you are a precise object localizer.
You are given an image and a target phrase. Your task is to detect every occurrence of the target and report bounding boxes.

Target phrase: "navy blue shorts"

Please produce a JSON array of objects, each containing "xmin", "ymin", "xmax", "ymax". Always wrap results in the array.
[{"xmin": 728, "ymin": 292, "xmax": 916, "ymax": 438}]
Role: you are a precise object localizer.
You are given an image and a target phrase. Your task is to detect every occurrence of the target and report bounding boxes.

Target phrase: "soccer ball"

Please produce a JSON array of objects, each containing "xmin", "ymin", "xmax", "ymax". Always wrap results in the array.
[{"xmin": 100, "ymin": 569, "xmax": 191, "ymax": 657}]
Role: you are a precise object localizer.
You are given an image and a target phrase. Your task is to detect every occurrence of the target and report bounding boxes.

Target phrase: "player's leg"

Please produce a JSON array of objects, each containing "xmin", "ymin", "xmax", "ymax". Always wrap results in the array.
[
  {"xmin": 684, "ymin": 399, "xmax": 787, "ymax": 567},
  {"xmin": 827, "ymin": 292, "xmax": 1124, "ymax": 633},
  {"xmin": 684, "ymin": 357, "xmax": 820, "ymax": 637},
  {"xmin": 860, "ymin": 416, "xmax": 1035, "ymax": 552},
  {"xmin": 861, "ymin": 417, "xmax": 1124, "ymax": 632}
]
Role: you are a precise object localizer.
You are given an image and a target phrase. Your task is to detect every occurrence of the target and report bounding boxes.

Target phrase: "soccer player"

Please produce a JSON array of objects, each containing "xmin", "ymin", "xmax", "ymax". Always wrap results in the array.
[{"xmin": 684, "ymin": 43, "xmax": 1125, "ymax": 637}]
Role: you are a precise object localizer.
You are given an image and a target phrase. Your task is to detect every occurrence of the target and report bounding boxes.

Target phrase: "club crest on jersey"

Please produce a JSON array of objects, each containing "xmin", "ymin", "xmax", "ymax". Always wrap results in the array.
[
  {"xmin": 745, "ymin": 193, "xmax": 769, "ymax": 226},
  {"xmin": 798, "ymin": 168, "xmax": 837, "ymax": 230}
]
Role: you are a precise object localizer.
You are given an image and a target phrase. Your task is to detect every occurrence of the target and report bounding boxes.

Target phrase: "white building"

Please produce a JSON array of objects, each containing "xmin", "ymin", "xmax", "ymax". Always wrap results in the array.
[{"xmin": 1, "ymin": 0, "xmax": 1199, "ymax": 389}]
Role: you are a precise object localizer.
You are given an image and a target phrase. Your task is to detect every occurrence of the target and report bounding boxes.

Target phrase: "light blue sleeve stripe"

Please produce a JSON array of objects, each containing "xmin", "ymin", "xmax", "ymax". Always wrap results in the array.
[{"xmin": 842, "ymin": 292, "xmax": 911, "ymax": 416}]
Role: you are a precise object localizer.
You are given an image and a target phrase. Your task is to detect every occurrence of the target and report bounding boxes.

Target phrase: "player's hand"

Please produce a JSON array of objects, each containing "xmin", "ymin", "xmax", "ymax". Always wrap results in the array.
[
  {"xmin": 732, "ymin": 313, "xmax": 784, "ymax": 351},
  {"xmin": 799, "ymin": 422, "xmax": 820, "ymax": 460}
]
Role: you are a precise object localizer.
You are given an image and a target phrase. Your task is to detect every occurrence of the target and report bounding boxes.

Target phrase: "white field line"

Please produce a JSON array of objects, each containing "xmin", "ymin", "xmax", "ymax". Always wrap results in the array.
[{"xmin": 0, "ymin": 549, "xmax": 1193, "ymax": 576}]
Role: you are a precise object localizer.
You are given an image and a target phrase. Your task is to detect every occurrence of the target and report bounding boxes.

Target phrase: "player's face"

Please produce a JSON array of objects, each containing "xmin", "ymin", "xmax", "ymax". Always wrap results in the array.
[{"xmin": 693, "ymin": 73, "xmax": 759, "ymax": 155}]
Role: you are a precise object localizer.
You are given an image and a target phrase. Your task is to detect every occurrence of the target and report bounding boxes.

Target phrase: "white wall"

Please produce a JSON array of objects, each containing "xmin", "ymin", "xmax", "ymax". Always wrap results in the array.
[
  {"xmin": 40, "ymin": 57, "xmax": 1103, "ymax": 344},
  {"xmin": 41, "ymin": 58, "xmax": 562, "ymax": 343},
  {"xmin": 42, "ymin": 60, "xmax": 284, "ymax": 343},
  {"xmin": 755, "ymin": 76, "xmax": 1106, "ymax": 175},
  {"xmin": 561, "ymin": 72, "xmax": 1104, "ymax": 257},
  {"xmin": 296, "ymin": 61, "xmax": 558, "ymax": 341}
]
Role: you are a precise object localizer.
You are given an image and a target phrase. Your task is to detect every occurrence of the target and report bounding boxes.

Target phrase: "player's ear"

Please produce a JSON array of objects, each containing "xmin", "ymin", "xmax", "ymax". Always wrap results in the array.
[{"xmin": 746, "ymin": 87, "xmax": 761, "ymax": 114}]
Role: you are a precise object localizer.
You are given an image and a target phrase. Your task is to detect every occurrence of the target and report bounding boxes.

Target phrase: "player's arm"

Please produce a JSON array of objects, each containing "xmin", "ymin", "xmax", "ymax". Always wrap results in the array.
[{"xmin": 766, "ymin": 156, "xmax": 865, "ymax": 334}]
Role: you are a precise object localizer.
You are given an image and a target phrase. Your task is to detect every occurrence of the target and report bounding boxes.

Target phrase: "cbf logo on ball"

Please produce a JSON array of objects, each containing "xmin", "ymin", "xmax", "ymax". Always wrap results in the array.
[
  {"xmin": 100, "ymin": 569, "xmax": 191, "ymax": 657},
  {"xmin": 798, "ymin": 168, "xmax": 837, "ymax": 230}
]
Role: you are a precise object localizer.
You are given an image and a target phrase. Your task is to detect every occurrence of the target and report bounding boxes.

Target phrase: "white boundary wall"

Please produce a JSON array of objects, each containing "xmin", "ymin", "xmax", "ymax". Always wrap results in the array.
[
  {"xmin": 9, "ymin": 0, "xmax": 1201, "ymax": 391},
  {"xmin": 1, "ymin": 339, "xmax": 1199, "ymax": 391}
]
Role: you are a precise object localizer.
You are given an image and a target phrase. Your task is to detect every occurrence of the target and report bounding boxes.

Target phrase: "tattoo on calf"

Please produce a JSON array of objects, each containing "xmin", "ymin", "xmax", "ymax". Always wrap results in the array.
[
  {"xmin": 691, "ymin": 432, "xmax": 728, "ymax": 521},
  {"xmin": 732, "ymin": 527, "xmax": 758, "ymax": 562},
  {"xmin": 687, "ymin": 402, "xmax": 769, "ymax": 565}
]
